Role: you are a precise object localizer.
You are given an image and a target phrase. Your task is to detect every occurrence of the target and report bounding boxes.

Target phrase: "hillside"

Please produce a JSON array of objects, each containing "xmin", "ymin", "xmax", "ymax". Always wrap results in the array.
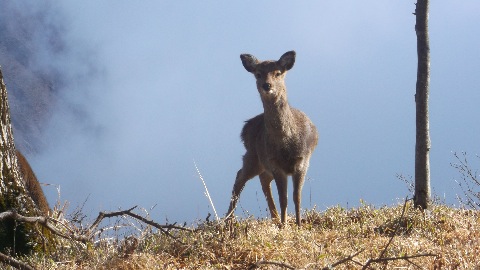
[{"xmin": 8, "ymin": 202, "xmax": 479, "ymax": 269}]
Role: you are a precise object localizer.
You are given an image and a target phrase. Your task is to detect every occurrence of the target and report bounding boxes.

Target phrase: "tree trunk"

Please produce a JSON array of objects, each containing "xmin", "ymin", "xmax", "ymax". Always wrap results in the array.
[
  {"xmin": 414, "ymin": 0, "xmax": 431, "ymax": 209},
  {"xmin": 0, "ymin": 67, "xmax": 41, "ymax": 254}
]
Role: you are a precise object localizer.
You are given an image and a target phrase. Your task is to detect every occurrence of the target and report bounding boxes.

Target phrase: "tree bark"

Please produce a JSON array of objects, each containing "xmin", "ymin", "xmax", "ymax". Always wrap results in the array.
[
  {"xmin": 414, "ymin": 0, "xmax": 431, "ymax": 209},
  {"xmin": 0, "ymin": 67, "xmax": 41, "ymax": 254}
]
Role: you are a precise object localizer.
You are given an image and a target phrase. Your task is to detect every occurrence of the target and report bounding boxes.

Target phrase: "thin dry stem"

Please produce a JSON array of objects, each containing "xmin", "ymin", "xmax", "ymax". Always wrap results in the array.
[{"xmin": 194, "ymin": 159, "xmax": 219, "ymax": 221}]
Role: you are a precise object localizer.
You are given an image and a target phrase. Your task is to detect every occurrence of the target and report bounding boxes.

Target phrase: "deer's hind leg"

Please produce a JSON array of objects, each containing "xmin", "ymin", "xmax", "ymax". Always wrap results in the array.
[
  {"xmin": 259, "ymin": 172, "xmax": 279, "ymax": 220},
  {"xmin": 292, "ymin": 158, "xmax": 310, "ymax": 226},
  {"xmin": 292, "ymin": 170, "xmax": 306, "ymax": 226}
]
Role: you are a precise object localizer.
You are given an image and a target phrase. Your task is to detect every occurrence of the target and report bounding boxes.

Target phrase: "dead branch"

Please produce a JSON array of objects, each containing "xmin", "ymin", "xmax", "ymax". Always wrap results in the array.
[
  {"xmin": 87, "ymin": 206, "xmax": 139, "ymax": 236},
  {"xmin": 452, "ymin": 152, "xmax": 480, "ymax": 210},
  {"xmin": 378, "ymin": 197, "xmax": 410, "ymax": 259},
  {"xmin": 0, "ymin": 210, "xmax": 89, "ymax": 243},
  {"xmin": 321, "ymin": 249, "xmax": 365, "ymax": 269},
  {"xmin": 122, "ymin": 207, "xmax": 194, "ymax": 240},
  {"xmin": 362, "ymin": 253, "xmax": 437, "ymax": 269},
  {"xmin": 92, "ymin": 206, "xmax": 194, "ymax": 233},
  {"xmin": 0, "ymin": 251, "xmax": 35, "ymax": 270},
  {"xmin": 249, "ymin": 249, "xmax": 364, "ymax": 270},
  {"xmin": 0, "ymin": 206, "xmax": 194, "ymax": 244},
  {"xmin": 0, "ymin": 206, "xmax": 196, "ymax": 269},
  {"xmin": 249, "ymin": 260, "xmax": 295, "ymax": 269}
]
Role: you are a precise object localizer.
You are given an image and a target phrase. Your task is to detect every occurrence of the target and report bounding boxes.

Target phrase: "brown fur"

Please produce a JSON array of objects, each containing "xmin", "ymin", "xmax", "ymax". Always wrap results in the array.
[
  {"xmin": 227, "ymin": 51, "xmax": 318, "ymax": 226},
  {"xmin": 16, "ymin": 150, "xmax": 50, "ymax": 215}
]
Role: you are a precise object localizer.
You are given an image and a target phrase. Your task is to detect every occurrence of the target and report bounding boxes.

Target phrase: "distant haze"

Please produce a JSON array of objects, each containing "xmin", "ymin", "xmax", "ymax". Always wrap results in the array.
[{"xmin": 1, "ymin": 1, "xmax": 479, "ymax": 223}]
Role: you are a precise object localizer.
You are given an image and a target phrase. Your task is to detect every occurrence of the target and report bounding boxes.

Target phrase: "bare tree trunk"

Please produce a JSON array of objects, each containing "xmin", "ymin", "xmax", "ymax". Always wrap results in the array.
[
  {"xmin": 0, "ymin": 67, "xmax": 40, "ymax": 254},
  {"xmin": 414, "ymin": 0, "xmax": 431, "ymax": 209}
]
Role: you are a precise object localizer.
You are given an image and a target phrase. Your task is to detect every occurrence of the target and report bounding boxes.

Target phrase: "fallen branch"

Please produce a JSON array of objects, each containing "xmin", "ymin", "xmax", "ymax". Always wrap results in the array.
[
  {"xmin": 1, "ymin": 206, "xmax": 194, "ymax": 244},
  {"xmin": 0, "ymin": 206, "xmax": 196, "ymax": 269},
  {"xmin": 0, "ymin": 251, "xmax": 35, "ymax": 270},
  {"xmin": 0, "ymin": 210, "xmax": 88, "ymax": 243}
]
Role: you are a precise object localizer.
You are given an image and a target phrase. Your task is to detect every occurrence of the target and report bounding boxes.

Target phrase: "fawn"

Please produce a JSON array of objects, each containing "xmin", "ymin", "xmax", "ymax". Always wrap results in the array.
[{"xmin": 226, "ymin": 51, "xmax": 318, "ymax": 226}]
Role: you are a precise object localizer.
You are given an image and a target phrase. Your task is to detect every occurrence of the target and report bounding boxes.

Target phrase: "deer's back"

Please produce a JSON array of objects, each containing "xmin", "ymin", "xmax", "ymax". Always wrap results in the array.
[{"xmin": 241, "ymin": 113, "xmax": 265, "ymax": 154}]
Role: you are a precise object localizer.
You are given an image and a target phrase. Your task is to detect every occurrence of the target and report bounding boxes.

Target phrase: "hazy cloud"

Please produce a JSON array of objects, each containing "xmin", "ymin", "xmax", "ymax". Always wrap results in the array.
[{"xmin": 0, "ymin": 1, "xmax": 477, "ymax": 223}]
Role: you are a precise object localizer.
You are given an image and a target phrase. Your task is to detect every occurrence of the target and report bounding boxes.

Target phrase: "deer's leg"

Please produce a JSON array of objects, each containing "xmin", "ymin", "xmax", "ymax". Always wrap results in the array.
[
  {"xmin": 259, "ymin": 172, "xmax": 279, "ymax": 220},
  {"xmin": 292, "ymin": 169, "xmax": 307, "ymax": 226},
  {"xmin": 273, "ymin": 170, "xmax": 289, "ymax": 225},
  {"xmin": 226, "ymin": 153, "xmax": 261, "ymax": 218}
]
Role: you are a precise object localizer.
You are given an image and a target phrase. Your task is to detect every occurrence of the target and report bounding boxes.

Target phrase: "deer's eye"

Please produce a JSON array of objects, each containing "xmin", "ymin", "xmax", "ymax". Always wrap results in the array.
[{"xmin": 275, "ymin": 71, "xmax": 283, "ymax": 77}]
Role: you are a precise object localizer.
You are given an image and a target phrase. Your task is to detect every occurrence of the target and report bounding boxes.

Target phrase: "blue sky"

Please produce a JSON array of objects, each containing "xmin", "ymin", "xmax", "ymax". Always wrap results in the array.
[{"xmin": 22, "ymin": 1, "xmax": 480, "ymax": 223}]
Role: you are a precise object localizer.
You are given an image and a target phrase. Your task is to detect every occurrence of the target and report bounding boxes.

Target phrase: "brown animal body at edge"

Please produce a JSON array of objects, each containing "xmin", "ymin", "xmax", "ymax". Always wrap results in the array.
[
  {"xmin": 227, "ymin": 51, "xmax": 318, "ymax": 226},
  {"xmin": 16, "ymin": 150, "xmax": 50, "ymax": 215}
]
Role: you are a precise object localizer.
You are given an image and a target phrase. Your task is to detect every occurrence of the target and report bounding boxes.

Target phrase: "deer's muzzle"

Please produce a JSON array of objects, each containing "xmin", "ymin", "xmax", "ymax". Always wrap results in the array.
[{"xmin": 262, "ymin": 83, "xmax": 272, "ymax": 91}]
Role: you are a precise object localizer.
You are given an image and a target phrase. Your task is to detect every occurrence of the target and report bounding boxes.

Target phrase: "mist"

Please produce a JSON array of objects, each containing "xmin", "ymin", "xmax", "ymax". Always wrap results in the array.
[{"xmin": 1, "ymin": 1, "xmax": 479, "ymax": 224}]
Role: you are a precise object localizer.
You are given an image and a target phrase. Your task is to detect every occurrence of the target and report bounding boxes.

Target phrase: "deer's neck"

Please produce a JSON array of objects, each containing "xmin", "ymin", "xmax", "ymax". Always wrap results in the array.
[{"xmin": 262, "ymin": 96, "xmax": 295, "ymax": 136}]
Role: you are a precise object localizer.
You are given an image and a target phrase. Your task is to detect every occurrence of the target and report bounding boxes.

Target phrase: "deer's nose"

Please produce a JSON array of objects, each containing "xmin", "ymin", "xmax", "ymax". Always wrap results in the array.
[{"xmin": 262, "ymin": 83, "xmax": 272, "ymax": 91}]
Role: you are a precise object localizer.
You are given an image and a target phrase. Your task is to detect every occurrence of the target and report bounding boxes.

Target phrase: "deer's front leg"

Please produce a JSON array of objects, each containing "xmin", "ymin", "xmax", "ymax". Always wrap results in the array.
[
  {"xmin": 259, "ymin": 172, "xmax": 279, "ymax": 220},
  {"xmin": 273, "ymin": 170, "xmax": 289, "ymax": 225}
]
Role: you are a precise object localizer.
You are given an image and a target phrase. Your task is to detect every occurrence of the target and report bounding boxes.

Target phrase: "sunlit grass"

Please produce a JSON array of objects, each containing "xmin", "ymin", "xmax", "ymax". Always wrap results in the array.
[{"xmin": 10, "ymin": 201, "xmax": 479, "ymax": 269}]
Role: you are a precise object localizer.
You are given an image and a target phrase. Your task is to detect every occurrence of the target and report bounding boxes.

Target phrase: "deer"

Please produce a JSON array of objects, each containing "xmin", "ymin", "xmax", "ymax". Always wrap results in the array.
[{"xmin": 226, "ymin": 51, "xmax": 318, "ymax": 226}]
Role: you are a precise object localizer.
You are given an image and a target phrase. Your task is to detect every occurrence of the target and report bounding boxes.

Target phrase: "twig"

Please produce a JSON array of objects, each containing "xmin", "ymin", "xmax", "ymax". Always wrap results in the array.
[
  {"xmin": 377, "ymin": 197, "xmax": 410, "ymax": 260},
  {"xmin": 370, "ymin": 198, "xmax": 405, "ymax": 268},
  {"xmin": 452, "ymin": 152, "xmax": 480, "ymax": 210},
  {"xmin": 363, "ymin": 253, "xmax": 437, "ymax": 269},
  {"xmin": 80, "ymin": 206, "xmax": 194, "ymax": 242},
  {"xmin": 249, "ymin": 243, "xmax": 435, "ymax": 270},
  {"xmin": 85, "ymin": 206, "xmax": 138, "ymax": 239},
  {"xmin": 249, "ymin": 260, "xmax": 295, "ymax": 269},
  {"xmin": 321, "ymin": 249, "xmax": 365, "ymax": 269},
  {"xmin": 361, "ymin": 197, "xmax": 438, "ymax": 269},
  {"xmin": 0, "ymin": 251, "xmax": 35, "ymax": 270},
  {"xmin": 250, "ymin": 249, "xmax": 364, "ymax": 270},
  {"xmin": 124, "ymin": 208, "xmax": 194, "ymax": 240}
]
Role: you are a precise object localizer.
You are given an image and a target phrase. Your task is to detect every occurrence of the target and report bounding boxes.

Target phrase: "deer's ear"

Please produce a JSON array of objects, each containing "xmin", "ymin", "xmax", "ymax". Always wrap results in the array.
[
  {"xmin": 240, "ymin": 54, "xmax": 258, "ymax": 73},
  {"xmin": 278, "ymin": 51, "xmax": 296, "ymax": 71}
]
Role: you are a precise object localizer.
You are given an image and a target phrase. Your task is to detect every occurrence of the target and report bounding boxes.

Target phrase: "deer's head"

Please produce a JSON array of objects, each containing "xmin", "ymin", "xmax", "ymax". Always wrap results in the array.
[{"xmin": 240, "ymin": 51, "xmax": 296, "ymax": 102}]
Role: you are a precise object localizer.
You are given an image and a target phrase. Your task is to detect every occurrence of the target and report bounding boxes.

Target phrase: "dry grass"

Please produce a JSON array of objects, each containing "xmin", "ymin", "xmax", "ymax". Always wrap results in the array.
[{"xmin": 7, "ymin": 201, "xmax": 480, "ymax": 269}]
